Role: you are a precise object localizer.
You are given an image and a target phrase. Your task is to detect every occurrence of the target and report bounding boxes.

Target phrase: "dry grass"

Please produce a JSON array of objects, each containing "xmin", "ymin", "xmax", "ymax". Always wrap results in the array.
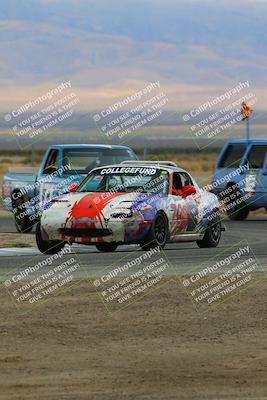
[
  {"xmin": 147, "ymin": 153, "xmax": 217, "ymax": 185},
  {"xmin": 0, "ymin": 232, "xmax": 36, "ymax": 248},
  {"xmin": 0, "ymin": 155, "xmax": 40, "ymax": 205},
  {"xmin": 0, "ymin": 152, "xmax": 217, "ymax": 190},
  {"xmin": 148, "ymin": 153, "xmax": 216, "ymax": 173}
]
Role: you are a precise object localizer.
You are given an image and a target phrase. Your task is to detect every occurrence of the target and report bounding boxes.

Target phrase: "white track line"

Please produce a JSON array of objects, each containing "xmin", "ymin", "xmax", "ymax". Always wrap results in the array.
[
  {"xmin": 0, "ymin": 244, "xmax": 137, "ymax": 257},
  {"xmin": 0, "ymin": 246, "xmax": 88, "ymax": 257},
  {"xmin": 0, "ymin": 247, "xmax": 40, "ymax": 256}
]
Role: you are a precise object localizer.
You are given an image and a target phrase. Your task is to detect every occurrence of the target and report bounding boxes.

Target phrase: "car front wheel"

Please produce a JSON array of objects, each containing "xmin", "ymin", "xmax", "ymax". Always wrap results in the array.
[
  {"xmin": 36, "ymin": 222, "xmax": 65, "ymax": 254},
  {"xmin": 141, "ymin": 212, "xmax": 169, "ymax": 250},
  {"xmin": 13, "ymin": 195, "xmax": 33, "ymax": 233},
  {"xmin": 224, "ymin": 185, "xmax": 249, "ymax": 221},
  {"xmin": 197, "ymin": 215, "xmax": 221, "ymax": 248},
  {"xmin": 95, "ymin": 242, "xmax": 118, "ymax": 252}
]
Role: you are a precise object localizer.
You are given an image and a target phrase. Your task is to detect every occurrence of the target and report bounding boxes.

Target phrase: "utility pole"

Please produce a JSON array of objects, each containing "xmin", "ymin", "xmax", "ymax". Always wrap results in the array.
[
  {"xmin": 31, "ymin": 145, "xmax": 35, "ymax": 167},
  {"xmin": 241, "ymin": 101, "xmax": 253, "ymax": 142},
  {"xmin": 246, "ymin": 117, "xmax": 250, "ymax": 141}
]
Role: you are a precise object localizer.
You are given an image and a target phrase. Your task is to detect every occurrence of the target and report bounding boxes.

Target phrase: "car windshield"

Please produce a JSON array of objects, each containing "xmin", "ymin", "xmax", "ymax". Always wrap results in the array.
[
  {"xmin": 78, "ymin": 167, "xmax": 169, "ymax": 194},
  {"xmin": 62, "ymin": 148, "xmax": 137, "ymax": 174}
]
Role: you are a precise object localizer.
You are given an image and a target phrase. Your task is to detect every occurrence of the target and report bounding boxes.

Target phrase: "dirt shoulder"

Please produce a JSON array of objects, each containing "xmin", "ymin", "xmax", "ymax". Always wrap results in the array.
[
  {"xmin": 0, "ymin": 277, "xmax": 267, "ymax": 399},
  {"xmin": 0, "ymin": 233, "xmax": 36, "ymax": 248},
  {"xmin": 0, "ymin": 210, "xmax": 35, "ymax": 248}
]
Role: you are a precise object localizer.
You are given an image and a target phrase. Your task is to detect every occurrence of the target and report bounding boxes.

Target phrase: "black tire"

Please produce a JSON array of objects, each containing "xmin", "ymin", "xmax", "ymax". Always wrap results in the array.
[
  {"xmin": 95, "ymin": 242, "xmax": 118, "ymax": 252},
  {"xmin": 13, "ymin": 195, "xmax": 33, "ymax": 233},
  {"xmin": 141, "ymin": 211, "xmax": 169, "ymax": 250},
  {"xmin": 224, "ymin": 185, "xmax": 249, "ymax": 221},
  {"xmin": 36, "ymin": 222, "xmax": 65, "ymax": 254},
  {"xmin": 228, "ymin": 206, "xmax": 249, "ymax": 221},
  {"xmin": 197, "ymin": 215, "xmax": 221, "ymax": 248}
]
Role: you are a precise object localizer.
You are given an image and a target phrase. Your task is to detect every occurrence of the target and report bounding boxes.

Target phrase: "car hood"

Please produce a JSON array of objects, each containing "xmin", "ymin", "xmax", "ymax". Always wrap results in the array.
[{"xmin": 42, "ymin": 191, "xmax": 162, "ymax": 224}]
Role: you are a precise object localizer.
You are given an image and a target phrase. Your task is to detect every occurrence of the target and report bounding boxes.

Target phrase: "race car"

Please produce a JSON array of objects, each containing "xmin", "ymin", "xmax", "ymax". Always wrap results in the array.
[{"xmin": 36, "ymin": 161, "xmax": 224, "ymax": 253}]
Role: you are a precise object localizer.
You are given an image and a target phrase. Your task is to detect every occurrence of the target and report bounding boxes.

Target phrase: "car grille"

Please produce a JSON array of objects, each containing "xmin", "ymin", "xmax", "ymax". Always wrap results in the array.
[{"xmin": 60, "ymin": 228, "xmax": 111, "ymax": 237}]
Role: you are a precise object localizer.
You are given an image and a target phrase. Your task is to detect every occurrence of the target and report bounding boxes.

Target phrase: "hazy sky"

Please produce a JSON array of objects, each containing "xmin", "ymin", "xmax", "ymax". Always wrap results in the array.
[{"xmin": 0, "ymin": 0, "xmax": 266, "ymax": 110}]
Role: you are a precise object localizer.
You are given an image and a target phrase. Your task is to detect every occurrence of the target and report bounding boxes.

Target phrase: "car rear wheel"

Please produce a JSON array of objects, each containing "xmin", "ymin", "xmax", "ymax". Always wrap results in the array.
[
  {"xmin": 13, "ymin": 195, "xmax": 33, "ymax": 233},
  {"xmin": 228, "ymin": 205, "xmax": 249, "ymax": 221},
  {"xmin": 197, "ymin": 215, "xmax": 221, "ymax": 248},
  {"xmin": 141, "ymin": 212, "xmax": 168, "ymax": 250},
  {"xmin": 36, "ymin": 222, "xmax": 65, "ymax": 254},
  {"xmin": 225, "ymin": 185, "xmax": 249, "ymax": 221},
  {"xmin": 95, "ymin": 242, "xmax": 118, "ymax": 252}
]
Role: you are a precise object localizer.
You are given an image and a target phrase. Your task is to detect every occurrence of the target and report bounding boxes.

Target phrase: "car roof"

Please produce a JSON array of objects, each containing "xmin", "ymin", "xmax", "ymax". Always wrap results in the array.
[
  {"xmin": 91, "ymin": 163, "xmax": 188, "ymax": 174},
  {"xmin": 50, "ymin": 144, "xmax": 133, "ymax": 149},
  {"xmin": 226, "ymin": 138, "xmax": 267, "ymax": 144}
]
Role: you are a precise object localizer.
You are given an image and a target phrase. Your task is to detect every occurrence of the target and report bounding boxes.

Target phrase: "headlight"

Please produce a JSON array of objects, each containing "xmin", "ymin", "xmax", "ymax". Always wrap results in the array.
[
  {"xmin": 43, "ymin": 199, "xmax": 69, "ymax": 211},
  {"xmin": 110, "ymin": 208, "xmax": 133, "ymax": 218}
]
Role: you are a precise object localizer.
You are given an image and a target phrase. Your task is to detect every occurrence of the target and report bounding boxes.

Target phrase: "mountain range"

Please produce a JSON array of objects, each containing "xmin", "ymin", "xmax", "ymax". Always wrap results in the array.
[{"xmin": 0, "ymin": 0, "xmax": 266, "ymax": 111}]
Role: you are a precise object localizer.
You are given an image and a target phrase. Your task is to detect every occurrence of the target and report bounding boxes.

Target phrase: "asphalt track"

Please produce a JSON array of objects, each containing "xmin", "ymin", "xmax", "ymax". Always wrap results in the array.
[{"xmin": 0, "ymin": 212, "xmax": 266, "ymax": 280}]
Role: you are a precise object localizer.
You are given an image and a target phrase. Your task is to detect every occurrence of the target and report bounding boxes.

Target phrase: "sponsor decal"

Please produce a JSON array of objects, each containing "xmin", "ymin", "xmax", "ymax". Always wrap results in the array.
[{"xmin": 99, "ymin": 167, "xmax": 157, "ymax": 175}]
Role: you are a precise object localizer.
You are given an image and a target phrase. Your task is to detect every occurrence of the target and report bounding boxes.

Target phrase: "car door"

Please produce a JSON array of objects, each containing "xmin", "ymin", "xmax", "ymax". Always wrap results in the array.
[
  {"xmin": 245, "ymin": 144, "xmax": 267, "ymax": 197},
  {"xmin": 181, "ymin": 172, "xmax": 201, "ymax": 232},
  {"xmin": 169, "ymin": 172, "xmax": 199, "ymax": 236},
  {"xmin": 214, "ymin": 142, "xmax": 248, "ymax": 192}
]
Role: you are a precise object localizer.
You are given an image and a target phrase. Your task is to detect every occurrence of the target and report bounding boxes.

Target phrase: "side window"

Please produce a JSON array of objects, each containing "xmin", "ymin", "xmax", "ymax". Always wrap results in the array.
[
  {"xmin": 247, "ymin": 145, "xmax": 267, "ymax": 169},
  {"xmin": 180, "ymin": 173, "xmax": 193, "ymax": 186},
  {"xmin": 172, "ymin": 172, "xmax": 193, "ymax": 190},
  {"xmin": 43, "ymin": 149, "xmax": 59, "ymax": 175},
  {"xmin": 218, "ymin": 144, "xmax": 247, "ymax": 168}
]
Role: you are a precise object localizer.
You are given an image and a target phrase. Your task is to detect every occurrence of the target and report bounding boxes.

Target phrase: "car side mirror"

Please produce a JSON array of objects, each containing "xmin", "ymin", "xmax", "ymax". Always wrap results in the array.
[
  {"xmin": 69, "ymin": 183, "xmax": 79, "ymax": 192},
  {"xmin": 182, "ymin": 185, "xmax": 196, "ymax": 198}
]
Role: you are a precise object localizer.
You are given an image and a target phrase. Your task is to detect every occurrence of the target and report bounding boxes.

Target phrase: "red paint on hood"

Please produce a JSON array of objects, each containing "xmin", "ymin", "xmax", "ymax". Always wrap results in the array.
[
  {"xmin": 68, "ymin": 192, "xmax": 126, "ymax": 220},
  {"xmin": 63, "ymin": 192, "xmax": 127, "ymax": 243}
]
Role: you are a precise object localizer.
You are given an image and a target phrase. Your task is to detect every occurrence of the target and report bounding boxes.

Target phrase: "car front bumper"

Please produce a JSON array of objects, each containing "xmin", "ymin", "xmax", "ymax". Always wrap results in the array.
[{"xmin": 41, "ymin": 216, "xmax": 152, "ymax": 244}]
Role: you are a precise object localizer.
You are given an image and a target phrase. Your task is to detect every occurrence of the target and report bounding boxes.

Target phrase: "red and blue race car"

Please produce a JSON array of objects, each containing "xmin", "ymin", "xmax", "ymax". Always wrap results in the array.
[{"xmin": 36, "ymin": 162, "xmax": 223, "ymax": 253}]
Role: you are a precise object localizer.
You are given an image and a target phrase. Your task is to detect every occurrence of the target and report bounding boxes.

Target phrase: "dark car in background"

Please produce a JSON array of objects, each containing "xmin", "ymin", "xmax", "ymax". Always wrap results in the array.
[{"xmin": 212, "ymin": 139, "xmax": 267, "ymax": 220}]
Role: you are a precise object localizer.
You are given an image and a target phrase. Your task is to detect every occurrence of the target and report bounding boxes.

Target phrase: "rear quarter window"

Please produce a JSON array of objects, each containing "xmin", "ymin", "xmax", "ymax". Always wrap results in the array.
[
  {"xmin": 218, "ymin": 144, "xmax": 247, "ymax": 168},
  {"xmin": 246, "ymin": 145, "xmax": 267, "ymax": 169}
]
